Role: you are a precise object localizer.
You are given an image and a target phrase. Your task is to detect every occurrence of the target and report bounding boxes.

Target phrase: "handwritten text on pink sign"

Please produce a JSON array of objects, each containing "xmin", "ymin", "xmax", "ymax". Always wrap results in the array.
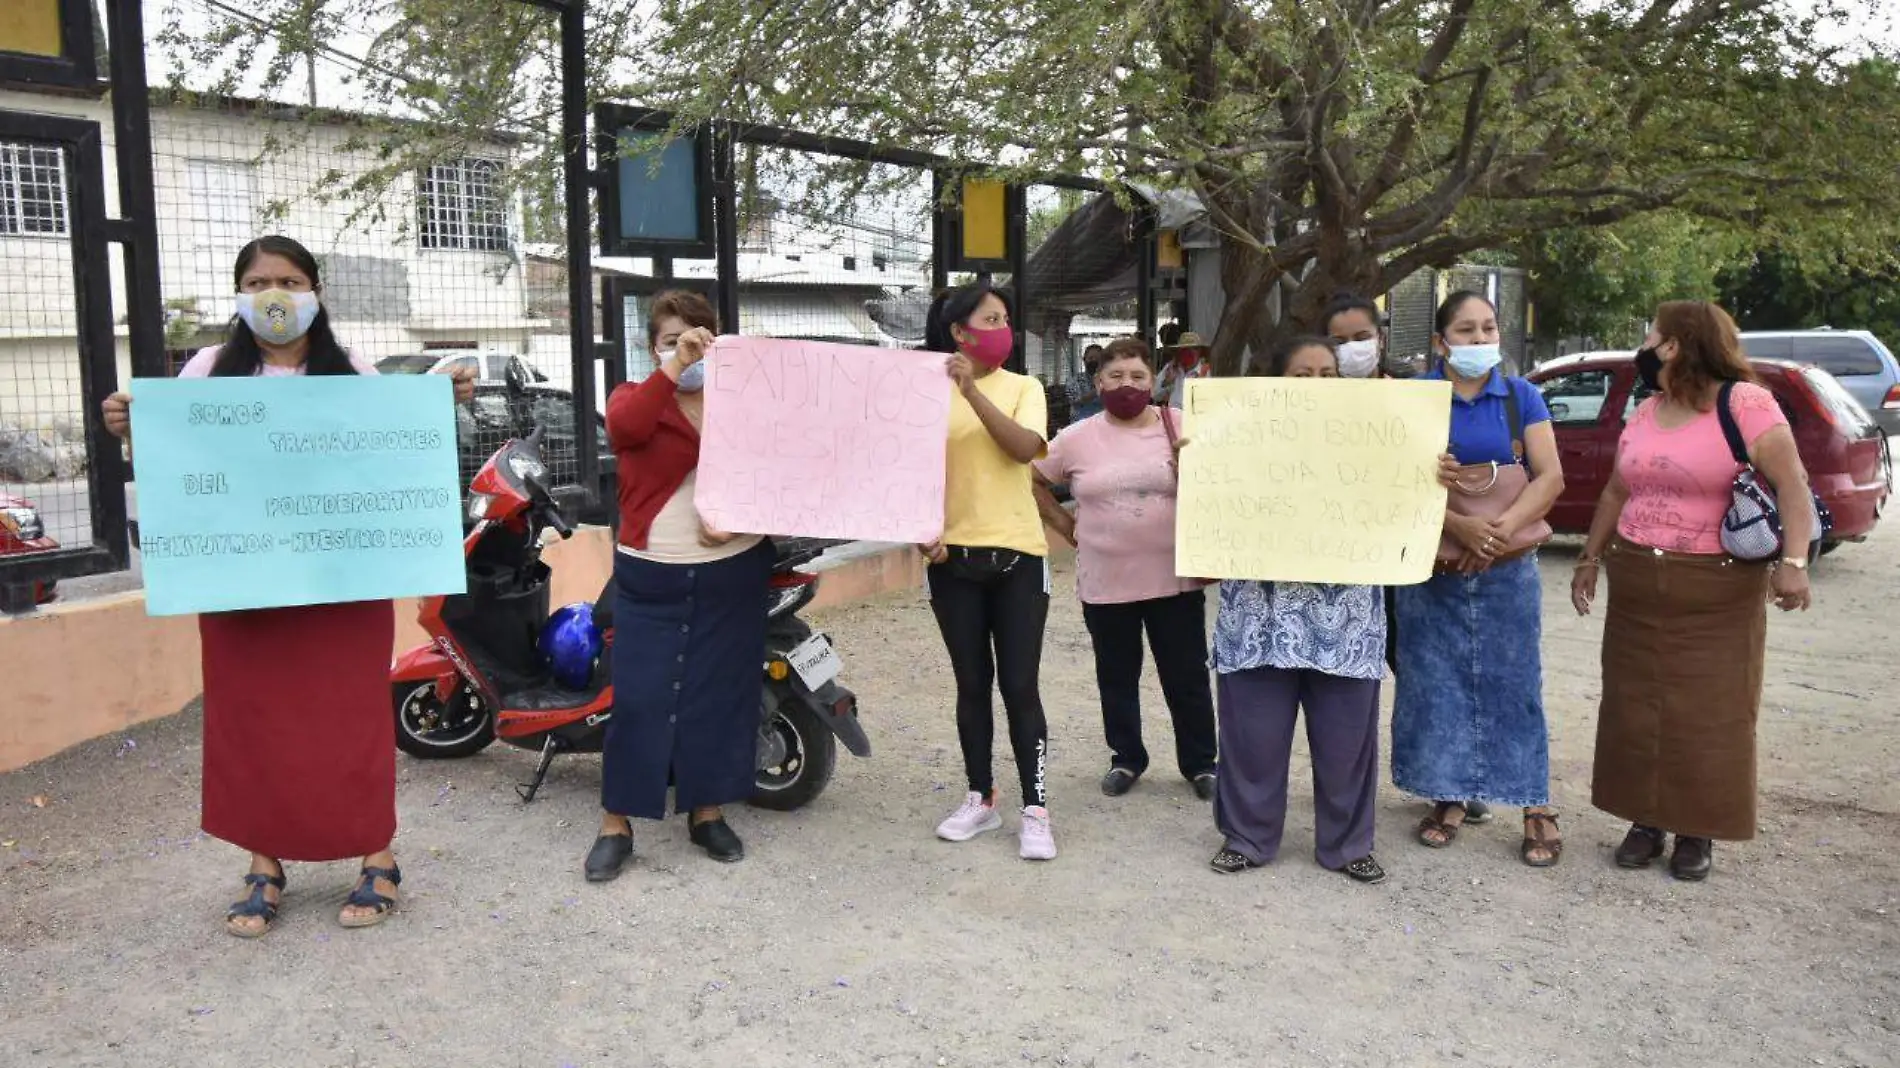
[{"xmin": 696, "ymin": 337, "xmax": 951, "ymax": 542}]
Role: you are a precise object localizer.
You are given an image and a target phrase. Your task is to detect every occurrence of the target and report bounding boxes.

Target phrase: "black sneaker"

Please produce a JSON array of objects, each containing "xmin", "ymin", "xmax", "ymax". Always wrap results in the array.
[
  {"xmin": 689, "ymin": 817, "xmax": 745, "ymax": 863},
  {"xmin": 583, "ymin": 832, "xmax": 633, "ymax": 882},
  {"xmin": 1100, "ymin": 767, "xmax": 1139, "ymax": 797},
  {"xmin": 1463, "ymin": 800, "xmax": 1493, "ymax": 824}
]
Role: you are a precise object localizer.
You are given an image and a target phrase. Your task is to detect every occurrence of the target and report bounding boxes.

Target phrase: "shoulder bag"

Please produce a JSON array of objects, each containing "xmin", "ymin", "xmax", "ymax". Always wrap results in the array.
[{"xmin": 1436, "ymin": 379, "xmax": 1554, "ymax": 567}]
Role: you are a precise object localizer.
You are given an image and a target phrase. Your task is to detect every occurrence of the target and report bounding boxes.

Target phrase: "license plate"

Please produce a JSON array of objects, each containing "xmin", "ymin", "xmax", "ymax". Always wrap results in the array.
[{"xmin": 787, "ymin": 634, "xmax": 841, "ymax": 690}]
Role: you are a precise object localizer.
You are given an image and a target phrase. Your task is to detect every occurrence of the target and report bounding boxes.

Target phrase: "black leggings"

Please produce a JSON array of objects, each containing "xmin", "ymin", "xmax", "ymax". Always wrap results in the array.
[{"xmin": 927, "ymin": 551, "xmax": 1051, "ymax": 807}]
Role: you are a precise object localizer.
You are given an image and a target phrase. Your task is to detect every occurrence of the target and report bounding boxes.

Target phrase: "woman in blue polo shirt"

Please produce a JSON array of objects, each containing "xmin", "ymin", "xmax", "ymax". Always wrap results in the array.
[{"xmin": 1391, "ymin": 291, "xmax": 1567, "ymax": 867}]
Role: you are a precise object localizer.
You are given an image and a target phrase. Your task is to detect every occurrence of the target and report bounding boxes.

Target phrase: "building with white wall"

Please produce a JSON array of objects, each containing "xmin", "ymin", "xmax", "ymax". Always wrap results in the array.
[{"xmin": 0, "ymin": 87, "xmax": 537, "ymax": 472}]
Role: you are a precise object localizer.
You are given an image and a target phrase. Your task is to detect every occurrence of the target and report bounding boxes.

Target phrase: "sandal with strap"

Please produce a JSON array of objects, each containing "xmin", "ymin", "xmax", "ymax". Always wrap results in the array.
[
  {"xmin": 1521, "ymin": 811, "xmax": 1563, "ymax": 868},
  {"xmin": 1415, "ymin": 801, "xmax": 1467, "ymax": 848},
  {"xmin": 338, "ymin": 865, "xmax": 401, "ymax": 929},
  {"xmin": 225, "ymin": 871, "xmax": 286, "ymax": 939}
]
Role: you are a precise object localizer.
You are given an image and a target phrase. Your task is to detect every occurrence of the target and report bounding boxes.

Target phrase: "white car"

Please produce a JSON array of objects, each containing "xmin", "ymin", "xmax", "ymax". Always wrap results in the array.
[{"xmin": 374, "ymin": 350, "xmax": 546, "ymax": 384}]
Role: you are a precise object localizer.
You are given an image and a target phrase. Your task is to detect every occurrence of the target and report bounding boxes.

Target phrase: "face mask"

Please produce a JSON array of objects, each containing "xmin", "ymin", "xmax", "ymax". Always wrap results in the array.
[
  {"xmin": 675, "ymin": 359, "xmax": 706, "ymax": 393},
  {"xmin": 961, "ymin": 325, "xmax": 1014, "ymax": 370},
  {"xmin": 1635, "ymin": 345, "xmax": 1663, "ymax": 391},
  {"xmin": 236, "ymin": 289, "xmax": 319, "ymax": 345},
  {"xmin": 1445, "ymin": 343, "xmax": 1502, "ymax": 379},
  {"xmin": 1335, "ymin": 339, "xmax": 1380, "ymax": 378},
  {"xmin": 1101, "ymin": 385, "xmax": 1151, "ymax": 421},
  {"xmin": 1177, "ymin": 350, "xmax": 1202, "ymax": 370}
]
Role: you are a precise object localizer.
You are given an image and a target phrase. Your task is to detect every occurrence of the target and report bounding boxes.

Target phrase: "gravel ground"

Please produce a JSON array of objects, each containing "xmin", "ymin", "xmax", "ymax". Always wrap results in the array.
[{"xmin": 2, "ymin": 528, "xmax": 1896, "ymax": 1068}]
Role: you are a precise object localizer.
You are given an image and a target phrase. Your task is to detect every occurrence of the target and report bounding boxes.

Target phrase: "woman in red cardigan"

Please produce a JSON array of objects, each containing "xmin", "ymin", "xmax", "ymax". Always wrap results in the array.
[{"xmin": 582, "ymin": 290, "xmax": 772, "ymax": 881}]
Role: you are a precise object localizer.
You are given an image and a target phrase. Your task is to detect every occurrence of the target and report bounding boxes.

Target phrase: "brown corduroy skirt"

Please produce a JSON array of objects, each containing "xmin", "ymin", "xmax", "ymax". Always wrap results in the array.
[{"xmin": 1591, "ymin": 542, "xmax": 1771, "ymax": 840}]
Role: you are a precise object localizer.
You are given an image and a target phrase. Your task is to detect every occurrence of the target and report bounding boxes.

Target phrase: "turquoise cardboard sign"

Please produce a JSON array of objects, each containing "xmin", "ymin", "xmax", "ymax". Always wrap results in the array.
[{"xmin": 130, "ymin": 375, "xmax": 468, "ymax": 616}]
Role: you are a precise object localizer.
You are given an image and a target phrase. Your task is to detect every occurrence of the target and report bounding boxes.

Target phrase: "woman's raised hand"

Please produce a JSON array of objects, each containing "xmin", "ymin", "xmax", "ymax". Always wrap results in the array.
[{"xmin": 676, "ymin": 328, "xmax": 716, "ymax": 366}]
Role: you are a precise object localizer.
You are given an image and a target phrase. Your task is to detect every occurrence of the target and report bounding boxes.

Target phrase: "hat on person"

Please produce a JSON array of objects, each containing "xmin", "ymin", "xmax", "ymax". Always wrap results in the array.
[{"xmin": 1166, "ymin": 331, "xmax": 1208, "ymax": 350}]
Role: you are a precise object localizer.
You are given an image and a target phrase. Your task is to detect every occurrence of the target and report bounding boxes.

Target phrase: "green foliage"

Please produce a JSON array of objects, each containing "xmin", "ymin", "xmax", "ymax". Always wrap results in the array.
[
  {"xmin": 1718, "ymin": 249, "xmax": 1900, "ymax": 341},
  {"xmin": 1521, "ymin": 213, "xmax": 1750, "ymax": 345},
  {"xmin": 166, "ymin": 0, "xmax": 1900, "ymax": 369}
]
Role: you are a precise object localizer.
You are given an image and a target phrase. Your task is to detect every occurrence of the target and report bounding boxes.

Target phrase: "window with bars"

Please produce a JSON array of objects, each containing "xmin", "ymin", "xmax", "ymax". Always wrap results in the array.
[
  {"xmin": 0, "ymin": 141, "xmax": 69, "ymax": 237},
  {"xmin": 419, "ymin": 157, "xmax": 509, "ymax": 252}
]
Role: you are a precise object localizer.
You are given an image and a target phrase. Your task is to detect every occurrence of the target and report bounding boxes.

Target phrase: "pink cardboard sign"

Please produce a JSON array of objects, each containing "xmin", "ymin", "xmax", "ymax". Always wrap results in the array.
[{"xmin": 695, "ymin": 337, "xmax": 951, "ymax": 542}]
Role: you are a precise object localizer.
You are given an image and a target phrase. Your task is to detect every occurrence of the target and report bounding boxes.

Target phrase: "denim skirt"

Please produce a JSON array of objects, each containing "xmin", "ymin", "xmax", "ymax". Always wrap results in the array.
[{"xmin": 1390, "ymin": 554, "xmax": 1549, "ymax": 807}]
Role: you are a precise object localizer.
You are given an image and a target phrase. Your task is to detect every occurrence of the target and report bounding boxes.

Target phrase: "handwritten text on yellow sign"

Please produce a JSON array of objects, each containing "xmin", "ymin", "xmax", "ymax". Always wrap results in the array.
[{"xmin": 1176, "ymin": 377, "xmax": 1452, "ymax": 585}]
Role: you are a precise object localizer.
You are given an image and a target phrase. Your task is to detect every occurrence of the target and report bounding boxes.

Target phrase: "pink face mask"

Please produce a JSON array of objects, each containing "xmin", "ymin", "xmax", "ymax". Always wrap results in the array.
[{"xmin": 961, "ymin": 325, "xmax": 1014, "ymax": 370}]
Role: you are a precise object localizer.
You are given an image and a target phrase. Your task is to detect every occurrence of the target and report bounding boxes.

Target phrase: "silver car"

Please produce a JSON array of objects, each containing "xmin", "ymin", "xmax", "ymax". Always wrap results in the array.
[{"xmin": 1739, "ymin": 330, "xmax": 1900, "ymax": 436}]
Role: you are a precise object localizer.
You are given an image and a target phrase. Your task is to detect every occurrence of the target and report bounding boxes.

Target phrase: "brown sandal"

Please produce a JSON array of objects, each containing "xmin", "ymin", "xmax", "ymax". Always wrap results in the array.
[
  {"xmin": 1521, "ymin": 810, "xmax": 1562, "ymax": 868},
  {"xmin": 1416, "ymin": 801, "xmax": 1467, "ymax": 848}
]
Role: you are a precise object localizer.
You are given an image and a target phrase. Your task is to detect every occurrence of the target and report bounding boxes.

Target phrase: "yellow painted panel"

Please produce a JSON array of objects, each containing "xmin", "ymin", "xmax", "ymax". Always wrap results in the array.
[
  {"xmin": 0, "ymin": 0, "xmax": 64, "ymax": 59},
  {"xmin": 1156, "ymin": 229, "xmax": 1184, "ymax": 269},
  {"xmin": 960, "ymin": 179, "xmax": 1007, "ymax": 262}
]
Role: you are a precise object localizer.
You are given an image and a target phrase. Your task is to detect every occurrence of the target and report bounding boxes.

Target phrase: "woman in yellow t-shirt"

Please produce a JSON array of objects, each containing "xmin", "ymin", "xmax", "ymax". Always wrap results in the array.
[{"xmin": 919, "ymin": 283, "xmax": 1056, "ymax": 861}]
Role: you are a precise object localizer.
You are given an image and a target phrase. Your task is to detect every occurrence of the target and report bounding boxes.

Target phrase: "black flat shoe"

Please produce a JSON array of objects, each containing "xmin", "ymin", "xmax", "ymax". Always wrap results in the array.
[
  {"xmin": 1100, "ymin": 767, "xmax": 1139, "ymax": 797},
  {"xmin": 1615, "ymin": 824, "xmax": 1667, "ymax": 869},
  {"xmin": 689, "ymin": 817, "xmax": 745, "ymax": 863},
  {"xmin": 1340, "ymin": 855, "xmax": 1387, "ymax": 885},
  {"xmin": 584, "ymin": 832, "xmax": 634, "ymax": 882},
  {"xmin": 1191, "ymin": 773, "xmax": 1217, "ymax": 802},
  {"xmin": 1209, "ymin": 848, "xmax": 1262, "ymax": 874},
  {"xmin": 1670, "ymin": 836, "xmax": 1713, "ymax": 882}
]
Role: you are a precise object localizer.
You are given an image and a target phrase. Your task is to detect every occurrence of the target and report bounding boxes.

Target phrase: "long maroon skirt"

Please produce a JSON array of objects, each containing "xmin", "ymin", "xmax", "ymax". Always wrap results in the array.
[{"xmin": 199, "ymin": 600, "xmax": 397, "ymax": 861}]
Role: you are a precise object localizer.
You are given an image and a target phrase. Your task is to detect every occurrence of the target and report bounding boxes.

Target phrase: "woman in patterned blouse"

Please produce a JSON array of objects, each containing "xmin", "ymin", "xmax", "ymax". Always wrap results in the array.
[{"xmin": 1207, "ymin": 336, "xmax": 1388, "ymax": 884}]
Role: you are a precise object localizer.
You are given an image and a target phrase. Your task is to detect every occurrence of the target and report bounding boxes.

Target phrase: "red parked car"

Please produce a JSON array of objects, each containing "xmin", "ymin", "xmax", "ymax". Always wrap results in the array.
[
  {"xmin": 1528, "ymin": 353, "xmax": 1893, "ymax": 552},
  {"xmin": 0, "ymin": 493, "xmax": 60, "ymax": 604}
]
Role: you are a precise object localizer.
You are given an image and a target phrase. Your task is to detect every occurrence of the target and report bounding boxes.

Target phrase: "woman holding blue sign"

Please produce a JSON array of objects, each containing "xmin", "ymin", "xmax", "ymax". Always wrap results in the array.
[
  {"xmin": 100, "ymin": 236, "xmax": 475, "ymax": 938},
  {"xmin": 1390, "ymin": 291, "xmax": 1566, "ymax": 869},
  {"xmin": 583, "ymin": 289, "xmax": 770, "ymax": 882}
]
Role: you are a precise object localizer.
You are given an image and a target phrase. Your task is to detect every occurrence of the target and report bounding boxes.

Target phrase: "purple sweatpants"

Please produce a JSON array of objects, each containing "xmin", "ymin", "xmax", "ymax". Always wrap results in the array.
[{"xmin": 1213, "ymin": 666, "xmax": 1381, "ymax": 870}]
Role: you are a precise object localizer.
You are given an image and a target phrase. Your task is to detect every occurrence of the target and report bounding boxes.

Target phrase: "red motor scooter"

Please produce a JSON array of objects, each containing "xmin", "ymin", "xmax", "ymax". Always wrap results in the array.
[{"xmin": 389, "ymin": 427, "xmax": 869, "ymax": 805}]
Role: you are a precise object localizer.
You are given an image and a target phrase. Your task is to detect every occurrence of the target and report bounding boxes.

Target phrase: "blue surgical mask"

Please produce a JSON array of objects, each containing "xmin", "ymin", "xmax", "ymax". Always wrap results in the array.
[
  {"xmin": 675, "ymin": 360, "xmax": 706, "ymax": 393},
  {"xmin": 1445, "ymin": 343, "xmax": 1502, "ymax": 379}
]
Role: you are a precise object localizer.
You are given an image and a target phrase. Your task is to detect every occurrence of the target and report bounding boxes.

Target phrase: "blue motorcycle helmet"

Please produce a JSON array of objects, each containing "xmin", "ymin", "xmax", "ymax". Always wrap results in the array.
[{"xmin": 538, "ymin": 603, "xmax": 604, "ymax": 690}]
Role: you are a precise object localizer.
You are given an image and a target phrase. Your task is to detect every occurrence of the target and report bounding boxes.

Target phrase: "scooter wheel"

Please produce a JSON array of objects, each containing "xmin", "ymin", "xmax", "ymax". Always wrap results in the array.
[
  {"xmin": 393, "ymin": 680, "xmax": 495, "ymax": 759},
  {"xmin": 749, "ymin": 688, "xmax": 837, "ymax": 811}
]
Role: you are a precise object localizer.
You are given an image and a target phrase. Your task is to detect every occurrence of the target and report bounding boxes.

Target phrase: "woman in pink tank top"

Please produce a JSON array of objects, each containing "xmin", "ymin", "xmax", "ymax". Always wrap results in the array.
[{"xmin": 1570, "ymin": 301, "xmax": 1815, "ymax": 881}]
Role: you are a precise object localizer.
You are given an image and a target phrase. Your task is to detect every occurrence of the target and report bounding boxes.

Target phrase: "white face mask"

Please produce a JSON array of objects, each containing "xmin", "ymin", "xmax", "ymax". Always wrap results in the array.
[
  {"xmin": 1445, "ymin": 343, "xmax": 1502, "ymax": 379},
  {"xmin": 1335, "ymin": 339, "xmax": 1380, "ymax": 378},
  {"xmin": 236, "ymin": 289, "xmax": 320, "ymax": 345}
]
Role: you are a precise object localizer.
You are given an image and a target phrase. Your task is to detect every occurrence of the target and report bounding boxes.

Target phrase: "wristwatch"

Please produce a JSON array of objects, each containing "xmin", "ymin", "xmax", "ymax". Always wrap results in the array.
[{"xmin": 1778, "ymin": 556, "xmax": 1808, "ymax": 571}]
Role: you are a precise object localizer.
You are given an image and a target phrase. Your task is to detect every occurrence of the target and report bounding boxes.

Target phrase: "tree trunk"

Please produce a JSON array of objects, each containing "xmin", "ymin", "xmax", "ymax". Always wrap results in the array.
[{"xmin": 1209, "ymin": 243, "xmax": 1388, "ymax": 375}]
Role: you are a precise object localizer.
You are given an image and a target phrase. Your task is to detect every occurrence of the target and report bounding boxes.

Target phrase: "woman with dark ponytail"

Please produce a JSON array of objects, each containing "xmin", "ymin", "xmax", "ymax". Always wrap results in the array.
[
  {"xmin": 920, "ymin": 281, "xmax": 1059, "ymax": 861},
  {"xmin": 100, "ymin": 236, "xmax": 474, "ymax": 938}
]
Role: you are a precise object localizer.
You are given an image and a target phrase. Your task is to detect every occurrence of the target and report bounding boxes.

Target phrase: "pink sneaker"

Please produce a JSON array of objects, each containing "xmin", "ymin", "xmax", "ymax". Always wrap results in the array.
[
  {"xmin": 1019, "ymin": 806, "xmax": 1057, "ymax": 860},
  {"xmin": 936, "ymin": 791, "xmax": 1003, "ymax": 842}
]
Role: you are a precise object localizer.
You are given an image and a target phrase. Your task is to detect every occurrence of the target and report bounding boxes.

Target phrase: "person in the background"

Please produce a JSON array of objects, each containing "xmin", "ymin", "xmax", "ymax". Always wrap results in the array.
[
  {"xmin": 1033, "ymin": 337, "xmax": 1217, "ymax": 801},
  {"xmin": 920, "ymin": 283, "xmax": 1058, "ymax": 861},
  {"xmin": 1155, "ymin": 331, "xmax": 1211, "ymax": 408},
  {"xmin": 1320, "ymin": 291, "xmax": 1494, "ymax": 822},
  {"xmin": 1574, "ymin": 301, "xmax": 1814, "ymax": 881},
  {"xmin": 584, "ymin": 289, "xmax": 772, "ymax": 882},
  {"xmin": 1391, "ymin": 291, "xmax": 1566, "ymax": 868},
  {"xmin": 1206, "ymin": 337, "xmax": 1388, "ymax": 884},
  {"xmin": 99, "ymin": 235, "xmax": 475, "ymax": 937},
  {"xmin": 1069, "ymin": 343, "xmax": 1106, "ymax": 420},
  {"xmin": 1321, "ymin": 293, "xmax": 1387, "ymax": 380}
]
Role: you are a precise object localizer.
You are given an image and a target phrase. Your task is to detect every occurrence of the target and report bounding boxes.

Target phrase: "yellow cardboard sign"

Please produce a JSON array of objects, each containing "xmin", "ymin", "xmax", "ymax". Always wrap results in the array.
[{"xmin": 1176, "ymin": 377, "xmax": 1453, "ymax": 585}]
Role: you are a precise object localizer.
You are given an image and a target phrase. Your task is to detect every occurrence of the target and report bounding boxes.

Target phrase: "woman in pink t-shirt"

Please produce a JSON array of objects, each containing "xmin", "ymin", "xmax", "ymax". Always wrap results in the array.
[
  {"xmin": 1033, "ymin": 338, "xmax": 1217, "ymax": 800},
  {"xmin": 1571, "ymin": 301, "xmax": 1815, "ymax": 882}
]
